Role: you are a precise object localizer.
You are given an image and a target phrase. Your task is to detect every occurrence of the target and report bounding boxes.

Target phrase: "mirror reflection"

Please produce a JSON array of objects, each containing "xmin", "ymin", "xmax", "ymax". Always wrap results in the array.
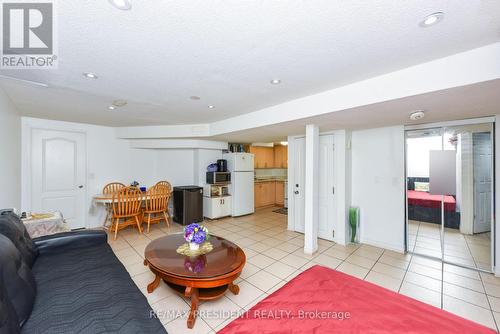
[{"xmin": 406, "ymin": 123, "xmax": 493, "ymax": 272}]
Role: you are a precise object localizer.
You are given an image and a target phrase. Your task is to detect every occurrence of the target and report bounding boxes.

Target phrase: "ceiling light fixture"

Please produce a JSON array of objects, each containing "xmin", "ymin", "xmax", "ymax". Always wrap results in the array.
[
  {"xmin": 208, "ymin": 105, "xmax": 215, "ymax": 109},
  {"xmin": 270, "ymin": 79, "xmax": 281, "ymax": 85},
  {"xmin": 108, "ymin": 0, "xmax": 132, "ymax": 10},
  {"xmin": 420, "ymin": 12, "xmax": 444, "ymax": 27},
  {"xmin": 112, "ymin": 99, "xmax": 127, "ymax": 107},
  {"xmin": 190, "ymin": 96, "xmax": 201, "ymax": 100},
  {"xmin": 107, "ymin": 99, "xmax": 127, "ymax": 111},
  {"xmin": 280, "ymin": 141, "xmax": 288, "ymax": 146},
  {"xmin": 83, "ymin": 72, "xmax": 98, "ymax": 79},
  {"xmin": 409, "ymin": 110, "xmax": 425, "ymax": 120}
]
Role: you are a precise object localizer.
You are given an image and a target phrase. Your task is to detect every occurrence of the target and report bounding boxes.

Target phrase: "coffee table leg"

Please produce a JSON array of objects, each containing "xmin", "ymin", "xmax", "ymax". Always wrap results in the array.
[
  {"xmin": 229, "ymin": 282, "xmax": 240, "ymax": 295},
  {"xmin": 186, "ymin": 287, "xmax": 199, "ymax": 329},
  {"xmin": 147, "ymin": 274, "xmax": 161, "ymax": 293}
]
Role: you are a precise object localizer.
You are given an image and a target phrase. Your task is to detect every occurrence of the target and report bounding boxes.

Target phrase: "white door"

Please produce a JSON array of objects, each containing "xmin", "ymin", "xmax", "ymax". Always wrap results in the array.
[
  {"xmin": 32, "ymin": 129, "xmax": 86, "ymax": 229},
  {"xmin": 318, "ymin": 135, "xmax": 335, "ymax": 240},
  {"xmin": 232, "ymin": 171, "xmax": 254, "ymax": 216},
  {"xmin": 292, "ymin": 137, "xmax": 306, "ymax": 233},
  {"xmin": 473, "ymin": 132, "xmax": 492, "ymax": 234}
]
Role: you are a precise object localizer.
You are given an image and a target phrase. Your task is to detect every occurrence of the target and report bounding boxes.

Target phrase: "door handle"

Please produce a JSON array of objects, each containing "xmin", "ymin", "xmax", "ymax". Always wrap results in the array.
[
  {"xmin": 78, "ymin": 185, "xmax": 84, "ymax": 189},
  {"xmin": 294, "ymin": 191, "xmax": 299, "ymax": 195}
]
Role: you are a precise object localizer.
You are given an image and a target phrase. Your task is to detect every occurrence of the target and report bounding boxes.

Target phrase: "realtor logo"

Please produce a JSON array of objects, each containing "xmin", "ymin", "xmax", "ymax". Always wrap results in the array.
[{"xmin": 1, "ymin": 1, "xmax": 57, "ymax": 69}]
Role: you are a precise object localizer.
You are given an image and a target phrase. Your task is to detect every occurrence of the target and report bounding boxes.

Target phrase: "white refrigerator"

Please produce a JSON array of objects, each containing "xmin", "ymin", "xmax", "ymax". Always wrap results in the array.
[{"xmin": 222, "ymin": 153, "xmax": 254, "ymax": 216}]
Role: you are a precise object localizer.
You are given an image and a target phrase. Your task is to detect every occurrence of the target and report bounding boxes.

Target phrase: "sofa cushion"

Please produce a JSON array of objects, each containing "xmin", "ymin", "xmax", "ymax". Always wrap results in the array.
[
  {"xmin": 0, "ymin": 212, "xmax": 38, "ymax": 267},
  {"xmin": 0, "ymin": 235, "xmax": 36, "ymax": 328},
  {"xmin": 22, "ymin": 241, "xmax": 166, "ymax": 334},
  {"xmin": 0, "ymin": 264, "xmax": 21, "ymax": 334}
]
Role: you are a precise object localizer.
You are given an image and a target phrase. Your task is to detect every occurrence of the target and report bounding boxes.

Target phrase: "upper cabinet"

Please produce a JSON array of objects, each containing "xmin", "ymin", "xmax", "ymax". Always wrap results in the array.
[
  {"xmin": 249, "ymin": 145, "xmax": 287, "ymax": 168},
  {"xmin": 249, "ymin": 146, "xmax": 273, "ymax": 168},
  {"xmin": 274, "ymin": 145, "xmax": 288, "ymax": 168}
]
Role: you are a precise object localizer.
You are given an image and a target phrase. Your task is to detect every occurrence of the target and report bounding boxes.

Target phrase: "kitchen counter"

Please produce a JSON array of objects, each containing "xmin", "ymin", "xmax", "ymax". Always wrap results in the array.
[{"xmin": 254, "ymin": 178, "xmax": 287, "ymax": 183}]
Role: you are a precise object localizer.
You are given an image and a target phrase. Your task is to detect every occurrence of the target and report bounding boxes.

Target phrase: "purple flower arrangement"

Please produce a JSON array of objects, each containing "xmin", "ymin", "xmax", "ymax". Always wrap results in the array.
[{"xmin": 184, "ymin": 223, "xmax": 209, "ymax": 250}]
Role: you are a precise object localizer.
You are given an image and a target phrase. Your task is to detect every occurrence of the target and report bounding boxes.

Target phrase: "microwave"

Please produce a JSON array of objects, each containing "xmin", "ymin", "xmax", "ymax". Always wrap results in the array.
[{"xmin": 206, "ymin": 172, "xmax": 231, "ymax": 184}]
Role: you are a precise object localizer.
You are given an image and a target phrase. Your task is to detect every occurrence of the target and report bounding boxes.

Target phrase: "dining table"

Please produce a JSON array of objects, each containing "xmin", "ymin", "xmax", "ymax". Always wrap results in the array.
[
  {"xmin": 92, "ymin": 193, "xmax": 149, "ymax": 228},
  {"xmin": 92, "ymin": 191, "xmax": 172, "ymax": 228}
]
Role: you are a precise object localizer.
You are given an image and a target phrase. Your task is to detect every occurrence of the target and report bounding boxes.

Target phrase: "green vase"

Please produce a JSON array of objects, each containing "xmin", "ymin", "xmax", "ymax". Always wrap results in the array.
[{"xmin": 349, "ymin": 207, "xmax": 358, "ymax": 243}]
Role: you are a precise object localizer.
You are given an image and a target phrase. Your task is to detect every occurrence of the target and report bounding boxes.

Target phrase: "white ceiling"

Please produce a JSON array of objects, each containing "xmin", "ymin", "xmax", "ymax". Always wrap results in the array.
[
  {"xmin": 213, "ymin": 79, "xmax": 500, "ymax": 143},
  {"xmin": 1, "ymin": 1, "xmax": 499, "ymax": 126}
]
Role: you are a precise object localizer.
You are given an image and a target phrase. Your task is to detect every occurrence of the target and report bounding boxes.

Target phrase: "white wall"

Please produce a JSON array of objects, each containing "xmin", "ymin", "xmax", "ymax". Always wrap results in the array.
[
  {"xmin": 351, "ymin": 125, "xmax": 405, "ymax": 252},
  {"xmin": 0, "ymin": 88, "xmax": 21, "ymax": 210},
  {"xmin": 21, "ymin": 117, "xmax": 220, "ymax": 228},
  {"xmin": 157, "ymin": 149, "xmax": 197, "ymax": 186}
]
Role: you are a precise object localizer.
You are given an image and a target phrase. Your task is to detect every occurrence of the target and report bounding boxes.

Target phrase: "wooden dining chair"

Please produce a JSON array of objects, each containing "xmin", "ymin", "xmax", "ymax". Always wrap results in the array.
[
  {"xmin": 154, "ymin": 180, "xmax": 173, "ymax": 225},
  {"xmin": 111, "ymin": 186, "xmax": 143, "ymax": 240},
  {"xmin": 102, "ymin": 182, "xmax": 126, "ymax": 226},
  {"xmin": 103, "ymin": 182, "xmax": 126, "ymax": 194},
  {"xmin": 155, "ymin": 180, "xmax": 172, "ymax": 192},
  {"xmin": 143, "ymin": 184, "xmax": 171, "ymax": 232}
]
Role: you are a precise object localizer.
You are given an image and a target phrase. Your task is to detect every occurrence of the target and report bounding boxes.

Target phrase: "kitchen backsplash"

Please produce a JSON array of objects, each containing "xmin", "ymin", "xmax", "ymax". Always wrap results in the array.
[{"xmin": 255, "ymin": 168, "xmax": 287, "ymax": 178}]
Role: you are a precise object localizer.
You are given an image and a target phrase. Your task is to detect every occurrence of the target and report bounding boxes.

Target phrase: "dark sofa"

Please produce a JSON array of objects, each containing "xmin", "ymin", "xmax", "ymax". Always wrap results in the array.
[{"xmin": 0, "ymin": 212, "xmax": 167, "ymax": 334}]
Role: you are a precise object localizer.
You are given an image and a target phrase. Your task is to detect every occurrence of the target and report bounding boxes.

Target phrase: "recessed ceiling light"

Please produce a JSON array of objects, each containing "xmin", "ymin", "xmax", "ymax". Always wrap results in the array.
[
  {"xmin": 112, "ymin": 99, "xmax": 127, "ymax": 107},
  {"xmin": 208, "ymin": 105, "xmax": 215, "ymax": 109},
  {"xmin": 420, "ymin": 12, "xmax": 444, "ymax": 27},
  {"xmin": 83, "ymin": 72, "xmax": 98, "ymax": 79},
  {"xmin": 108, "ymin": 0, "xmax": 132, "ymax": 10},
  {"xmin": 409, "ymin": 110, "xmax": 425, "ymax": 120},
  {"xmin": 190, "ymin": 96, "xmax": 201, "ymax": 100},
  {"xmin": 270, "ymin": 79, "xmax": 281, "ymax": 85},
  {"xmin": 108, "ymin": 105, "xmax": 116, "ymax": 110}
]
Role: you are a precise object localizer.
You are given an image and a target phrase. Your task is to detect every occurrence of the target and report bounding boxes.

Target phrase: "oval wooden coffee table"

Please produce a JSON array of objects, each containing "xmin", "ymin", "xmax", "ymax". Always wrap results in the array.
[{"xmin": 144, "ymin": 233, "xmax": 246, "ymax": 328}]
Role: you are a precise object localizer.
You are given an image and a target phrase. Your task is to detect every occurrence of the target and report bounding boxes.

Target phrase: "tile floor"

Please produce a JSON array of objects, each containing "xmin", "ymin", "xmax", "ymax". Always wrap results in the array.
[
  {"xmin": 108, "ymin": 207, "xmax": 500, "ymax": 333},
  {"xmin": 409, "ymin": 220, "xmax": 492, "ymax": 270}
]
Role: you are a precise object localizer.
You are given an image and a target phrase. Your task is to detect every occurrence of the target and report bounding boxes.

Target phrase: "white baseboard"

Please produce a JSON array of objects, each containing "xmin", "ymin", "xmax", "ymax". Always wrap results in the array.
[{"xmin": 360, "ymin": 238, "xmax": 405, "ymax": 253}]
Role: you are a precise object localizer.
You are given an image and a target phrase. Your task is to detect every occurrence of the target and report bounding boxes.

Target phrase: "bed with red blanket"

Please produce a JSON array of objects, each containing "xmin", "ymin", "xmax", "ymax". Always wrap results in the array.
[
  {"xmin": 407, "ymin": 190, "xmax": 459, "ymax": 228},
  {"xmin": 407, "ymin": 190, "xmax": 456, "ymax": 211},
  {"xmin": 218, "ymin": 265, "xmax": 495, "ymax": 334}
]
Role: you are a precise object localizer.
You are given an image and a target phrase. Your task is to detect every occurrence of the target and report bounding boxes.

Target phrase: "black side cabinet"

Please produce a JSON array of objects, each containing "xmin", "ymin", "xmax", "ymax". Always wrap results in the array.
[{"xmin": 173, "ymin": 186, "xmax": 203, "ymax": 225}]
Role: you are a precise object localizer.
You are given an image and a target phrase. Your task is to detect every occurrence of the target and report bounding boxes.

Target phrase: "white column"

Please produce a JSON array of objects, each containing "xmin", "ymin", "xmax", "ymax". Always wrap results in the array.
[{"xmin": 304, "ymin": 124, "xmax": 319, "ymax": 254}]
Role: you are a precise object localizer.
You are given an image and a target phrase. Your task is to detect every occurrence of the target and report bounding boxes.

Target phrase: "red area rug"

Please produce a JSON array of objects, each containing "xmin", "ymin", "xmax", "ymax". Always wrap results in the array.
[{"xmin": 218, "ymin": 265, "xmax": 495, "ymax": 334}]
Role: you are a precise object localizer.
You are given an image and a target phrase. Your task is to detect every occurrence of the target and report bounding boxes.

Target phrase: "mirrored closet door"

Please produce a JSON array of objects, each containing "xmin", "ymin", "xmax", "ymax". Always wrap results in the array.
[{"xmin": 405, "ymin": 122, "xmax": 494, "ymax": 272}]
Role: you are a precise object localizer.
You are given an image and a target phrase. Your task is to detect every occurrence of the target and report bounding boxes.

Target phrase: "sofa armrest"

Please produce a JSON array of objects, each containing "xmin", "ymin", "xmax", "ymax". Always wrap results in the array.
[{"xmin": 33, "ymin": 230, "xmax": 107, "ymax": 254}]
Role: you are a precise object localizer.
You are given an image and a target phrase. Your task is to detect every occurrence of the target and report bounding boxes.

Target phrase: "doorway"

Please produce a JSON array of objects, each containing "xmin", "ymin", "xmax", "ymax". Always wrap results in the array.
[
  {"xmin": 405, "ymin": 122, "xmax": 494, "ymax": 272},
  {"xmin": 290, "ymin": 134, "xmax": 335, "ymax": 241},
  {"xmin": 31, "ymin": 129, "xmax": 87, "ymax": 229}
]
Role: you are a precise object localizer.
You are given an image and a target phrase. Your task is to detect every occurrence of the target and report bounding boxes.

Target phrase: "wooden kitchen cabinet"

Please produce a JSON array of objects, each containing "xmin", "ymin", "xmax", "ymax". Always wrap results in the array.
[
  {"xmin": 273, "ymin": 145, "xmax": 288, "ymax": 168},
  {"xmin": 249, "ymin": 146, "xmax": 274, "ymax": 168},
  {"xmin": 275, "ymin": 181, "xmax": 284, "ymax": 206},
  {"xmin": 254, "ymin": 181, "xmax": 276, "ymax": 208},
  {"xmin": 254, "ymin": 181, "xmax": 285, "ymax": 208}
]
